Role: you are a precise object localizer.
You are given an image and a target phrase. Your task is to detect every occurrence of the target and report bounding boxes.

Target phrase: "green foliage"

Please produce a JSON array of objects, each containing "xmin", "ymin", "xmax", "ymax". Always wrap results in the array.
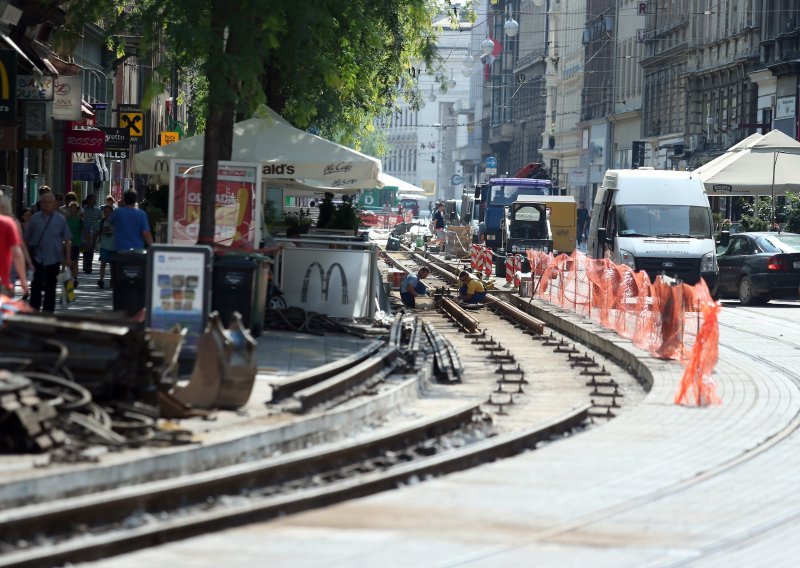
[
  {"xmin": 739, "ymin": 215, "xmax": 769, "ymax": 232},
  {"xmin": 59, "ymin": 0, "xmax": 477, "ymax": 241},
  {"xmin": 282, "ymin": 210, "xmax": 312, "ymax": 231},
  {"xmin": 329, "ymin": 196, "xmax": 362, "ymax": 232}
]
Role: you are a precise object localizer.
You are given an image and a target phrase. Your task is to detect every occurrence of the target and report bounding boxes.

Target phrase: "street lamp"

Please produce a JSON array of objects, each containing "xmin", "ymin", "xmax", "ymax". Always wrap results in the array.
[
  {"xmin": 481, "ymin": 37, "xmax": 494, "ymax": 56},
  {"xmin": 504, "ymin": 16, "xmax": 519, "ymax": 37},
  {"xmin": 428, "ymin": 85, "xmax": 437, "ymax": 103}
]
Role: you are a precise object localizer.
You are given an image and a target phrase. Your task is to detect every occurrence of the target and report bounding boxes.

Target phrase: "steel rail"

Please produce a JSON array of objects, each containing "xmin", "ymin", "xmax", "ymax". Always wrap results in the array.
[
  {"xmin": 485, "ymin": 296, "xmax": 546, "ymax": 335},
  {"xmin": 293, "ymin": 346, "xmax": 400, "ymax": 413},
  {"xmin": 439, "ymin": 296, "xmax": 481, "ymax": 333},
  {"xmin": 268, "ymin": 340, "xmax": 384, "ymax": 403},
  {"xmin": 0, "ymin": 403, "xmax": 589, "ymax": 568}
]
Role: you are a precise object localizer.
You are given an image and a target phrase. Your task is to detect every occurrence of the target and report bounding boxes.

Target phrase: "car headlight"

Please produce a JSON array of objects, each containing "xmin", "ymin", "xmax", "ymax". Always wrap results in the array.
[
  {"xmin": 618, "ymin": 249, "xmax": 636, "ymax": 269},
  {"xmin": 701, "ymin": 251, "xmax": 718, "ymax": 273}
]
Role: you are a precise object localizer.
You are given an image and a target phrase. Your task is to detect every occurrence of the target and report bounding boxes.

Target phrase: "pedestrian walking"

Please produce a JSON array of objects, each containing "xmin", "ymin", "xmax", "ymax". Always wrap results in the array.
[
  {"xmin": 399, "ymin": 266, "xmax": 431, "ymax": 308},
  {"xmin": 0, "ymin": 189, "xmax": 29, "ymax": 298},
  {"xmin": 81, "ymin": 194, "xmax": 103, "ymax": 273},
  {"xmin": 576, "ymin": 200, "xmax": 589, "ymax": 247},
  {"xmin": 33, "ymin": 185, "xmax": 52, "ymax": 213},
  {"xmin": 0, "ymin": 191, "xmax": 32, "ymax": 296},
  {"xmin": 24, "ymin": 193, "xmax": 72, "ymax": 312},
  {"xmin": 457, "ymin": 271, "xmax": 487, "ymax": 304},
  {"xmin": 92, "ymin": 204, "xmax": 115, "ymax": 288},
  {"xmin": 65, "ymin": 201, "xmax": 84, "ymax": 287},
  {"xmin": 110, "ymin": 189, "xmax": 154, "ymax": 251},
  {"xmin": 432, "ymin": 202, "xmax": 446, "ymax": 248}
]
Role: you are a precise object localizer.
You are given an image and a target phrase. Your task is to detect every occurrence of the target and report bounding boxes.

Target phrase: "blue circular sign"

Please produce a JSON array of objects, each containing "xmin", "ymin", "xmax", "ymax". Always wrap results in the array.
[{"xmin": 485, "ymin": 156, "xmax": 497, "ymax": 169}]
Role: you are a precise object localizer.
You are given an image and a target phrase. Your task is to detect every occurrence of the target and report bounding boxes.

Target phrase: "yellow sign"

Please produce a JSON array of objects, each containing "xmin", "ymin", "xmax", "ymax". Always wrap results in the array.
[
  {"xmin": 160, "ymin": 131, "xmax": 180, "ymax": 146},
  {"xmin": 119, "ymin": 111, "xmax": 144, "ymax": 138}
]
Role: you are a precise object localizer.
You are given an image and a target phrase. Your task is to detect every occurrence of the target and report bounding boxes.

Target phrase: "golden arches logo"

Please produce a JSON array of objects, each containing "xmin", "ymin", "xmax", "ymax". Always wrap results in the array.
[{"xmin": 0, "ymin": 59, "xmax": 9, "ymax": 100}]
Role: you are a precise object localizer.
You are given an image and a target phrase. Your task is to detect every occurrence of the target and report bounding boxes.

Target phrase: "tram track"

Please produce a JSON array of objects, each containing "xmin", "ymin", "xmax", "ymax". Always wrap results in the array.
[
  {"xmin": 0, "ymin": 399, "xmax": 590, "ymax": 568},
  {"xmin": 0, "ymin": 241, "xmax": 660, "ymax": 567}
]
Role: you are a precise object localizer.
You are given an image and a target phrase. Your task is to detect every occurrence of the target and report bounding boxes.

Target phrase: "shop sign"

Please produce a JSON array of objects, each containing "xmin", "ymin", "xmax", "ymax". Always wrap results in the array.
[
  {"xmin": 16, "ymin": 75, "xmax": 53, "ymax": 100},
  {"xmin": 0, "ymin": 50, "xmax": 16, "ymax": 121},
  {"xmin": 52, "ymin": 76, "xmax": 82, "ymax": 121},
  {"xmin": 63, "ymin": 128, "xmax": 106, "ymax": 153}
]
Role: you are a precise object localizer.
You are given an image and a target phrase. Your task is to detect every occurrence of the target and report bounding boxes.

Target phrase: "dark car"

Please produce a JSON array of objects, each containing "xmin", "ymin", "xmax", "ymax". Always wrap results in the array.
[{"xmin": 716, "ymin": 232, "xmax": 800, "ymax": 305}]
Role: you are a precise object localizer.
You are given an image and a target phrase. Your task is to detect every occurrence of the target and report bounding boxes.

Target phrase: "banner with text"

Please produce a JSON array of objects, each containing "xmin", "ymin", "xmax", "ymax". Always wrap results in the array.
[{"xmin": 168, "ymin": 159, "xmax": 262, "ymax": 248}]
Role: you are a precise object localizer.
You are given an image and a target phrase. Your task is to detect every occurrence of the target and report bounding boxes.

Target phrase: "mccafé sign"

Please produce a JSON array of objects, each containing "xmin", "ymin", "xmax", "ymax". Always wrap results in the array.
[{"xmin": 64, "ymin": 129, "xmax": 106, "ymax": 153}]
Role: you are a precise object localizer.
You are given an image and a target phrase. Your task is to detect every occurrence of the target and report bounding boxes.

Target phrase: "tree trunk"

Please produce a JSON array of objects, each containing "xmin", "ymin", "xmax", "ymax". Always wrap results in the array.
[{"xmin": 198, "ymin": 0, "xmax": 239, "ymax": 245}]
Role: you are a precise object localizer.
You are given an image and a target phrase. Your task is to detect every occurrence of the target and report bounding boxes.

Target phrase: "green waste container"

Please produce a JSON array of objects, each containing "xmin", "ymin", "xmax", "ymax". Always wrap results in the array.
[{"xmin": 110, "ymin": 250, "xmax": 148, "ymax": 316}]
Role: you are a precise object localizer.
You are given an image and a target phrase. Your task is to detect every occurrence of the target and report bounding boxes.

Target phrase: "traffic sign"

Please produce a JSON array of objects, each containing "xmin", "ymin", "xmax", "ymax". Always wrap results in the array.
[{"xmin": 485, "ymin": 155, "xmax": 497, "ymax": 175}]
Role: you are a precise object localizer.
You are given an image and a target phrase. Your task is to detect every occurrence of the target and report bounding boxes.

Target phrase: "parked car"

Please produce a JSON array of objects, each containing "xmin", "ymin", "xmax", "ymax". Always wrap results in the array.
[{"xmin": 716, "ymin": 232, "xmax": 800, "ymax": 305}]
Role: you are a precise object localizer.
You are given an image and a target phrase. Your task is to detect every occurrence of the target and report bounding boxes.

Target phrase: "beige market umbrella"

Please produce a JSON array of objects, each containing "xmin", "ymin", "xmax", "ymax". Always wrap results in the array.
[{"xmin": 132, "ymin": 105, "xmax": 382, "ymax": 190}]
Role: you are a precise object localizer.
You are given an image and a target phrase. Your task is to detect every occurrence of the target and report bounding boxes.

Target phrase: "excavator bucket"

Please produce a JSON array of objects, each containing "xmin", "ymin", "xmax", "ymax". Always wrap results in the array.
[{"xmin": 171, "ymin": 311, "xmax": 258, "ymax": 410}]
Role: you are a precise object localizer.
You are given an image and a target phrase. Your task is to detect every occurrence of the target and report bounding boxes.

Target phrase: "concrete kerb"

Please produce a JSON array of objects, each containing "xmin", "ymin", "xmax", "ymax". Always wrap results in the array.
[{"xmin": 0, "ymin": 373, "xmax": 425, "ymax": 509}]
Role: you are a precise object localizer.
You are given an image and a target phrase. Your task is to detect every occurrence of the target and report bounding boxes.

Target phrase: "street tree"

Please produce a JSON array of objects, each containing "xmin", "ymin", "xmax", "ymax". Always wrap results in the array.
[{"xmin": 50, "ymin": 0, "xmax": 471, "ymax": 244}]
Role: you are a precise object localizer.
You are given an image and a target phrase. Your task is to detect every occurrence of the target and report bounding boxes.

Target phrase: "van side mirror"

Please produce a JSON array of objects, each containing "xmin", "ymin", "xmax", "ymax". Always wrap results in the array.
[{"xmin": 719, "ymin": 230, "xmax": 730, "ymax": 248}]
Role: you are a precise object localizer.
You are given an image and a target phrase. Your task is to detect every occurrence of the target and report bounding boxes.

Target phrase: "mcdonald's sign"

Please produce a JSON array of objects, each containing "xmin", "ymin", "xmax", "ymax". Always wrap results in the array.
[{"xmin": 0, "ymin": 50, "xmax": 16, "ymax": 121}]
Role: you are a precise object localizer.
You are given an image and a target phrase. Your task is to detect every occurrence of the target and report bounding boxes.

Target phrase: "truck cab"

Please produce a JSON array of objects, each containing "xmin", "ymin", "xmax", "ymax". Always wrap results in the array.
[
  {"xmin": 474, "ymin": 177, "xmax": 552, "ymax": 248},
  {"xmin": 496, "ymin": 197, "xmax": 553, "ymax": 277}
]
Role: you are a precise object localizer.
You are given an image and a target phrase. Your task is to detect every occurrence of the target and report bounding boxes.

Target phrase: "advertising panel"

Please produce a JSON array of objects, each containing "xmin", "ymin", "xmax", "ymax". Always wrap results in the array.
[
  {"xmin": 168, "ymin": 159, "xmax": 262, "ymax": 248},
  {"xmin": 146, "ymin": 245, "xmax": 213, "ymax": 356},
  {"xmin": 280, "ymin": 247, "xmax": 372, "ymax": 319}
]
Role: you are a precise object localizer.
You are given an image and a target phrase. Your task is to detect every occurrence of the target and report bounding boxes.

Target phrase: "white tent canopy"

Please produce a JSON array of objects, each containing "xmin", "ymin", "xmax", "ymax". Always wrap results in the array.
[
  {"xmin": 132, "ymin": 105, "xmax": 382, "ymax": 190},
  {"xmin": 379, "ymin": 173, "xmax": 426, "ymax": 194},
  {"xmin": 697, "ymin": 130, "xmax": 800, "ymax": 196}
]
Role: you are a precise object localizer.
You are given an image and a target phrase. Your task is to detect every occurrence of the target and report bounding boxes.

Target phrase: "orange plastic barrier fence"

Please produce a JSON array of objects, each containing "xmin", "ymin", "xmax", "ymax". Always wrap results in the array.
[{"xmin": 525, "ymin": 250, "xmax": 720, "ymax": 407}]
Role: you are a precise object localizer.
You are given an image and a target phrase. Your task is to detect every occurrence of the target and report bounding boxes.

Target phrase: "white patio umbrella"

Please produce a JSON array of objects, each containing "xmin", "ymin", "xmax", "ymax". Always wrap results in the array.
[
  {"xmin": 697, "ymin": 130, "xmax": 800, "ymax": 199},
  {"xmin": 379, "ymin": 173, "xmax": 426, "ymax": 194},
  {"xmin": 693, "ymin": 133, "xmax": 763, "ymax": 183},
  {"xmin": 132, "ymin": 105, "xmax": 382, "ymax": 190}
]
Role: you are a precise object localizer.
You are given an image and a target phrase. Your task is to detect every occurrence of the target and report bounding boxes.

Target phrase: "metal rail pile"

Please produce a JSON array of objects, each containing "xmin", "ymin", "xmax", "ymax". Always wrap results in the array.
[{"xmin": 0, "ymin": 314, "xmax": 190, "ymax": 454}]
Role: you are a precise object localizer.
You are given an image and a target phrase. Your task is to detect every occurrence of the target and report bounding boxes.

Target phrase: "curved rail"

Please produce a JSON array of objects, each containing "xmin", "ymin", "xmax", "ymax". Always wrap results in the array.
[{"xmin": 0, "ymin": 403, "xmax": 589, "ymax": 568}]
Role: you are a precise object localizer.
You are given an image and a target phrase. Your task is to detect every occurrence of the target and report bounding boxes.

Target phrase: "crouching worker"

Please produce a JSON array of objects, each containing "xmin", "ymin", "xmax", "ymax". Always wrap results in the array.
[
  {"xmin": 400, "ymin": 266, "xmax": 431, "ymax": 308},
  {"xmin": 457, "ymin": 270, "xmax": 487, "ymax": 304}
]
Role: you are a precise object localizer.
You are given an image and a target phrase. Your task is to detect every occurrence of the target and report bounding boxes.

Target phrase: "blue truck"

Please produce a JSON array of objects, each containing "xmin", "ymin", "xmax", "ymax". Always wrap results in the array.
[{"xmin": 473, "ymin": 177, "xmax": 554, "ymax": 251}]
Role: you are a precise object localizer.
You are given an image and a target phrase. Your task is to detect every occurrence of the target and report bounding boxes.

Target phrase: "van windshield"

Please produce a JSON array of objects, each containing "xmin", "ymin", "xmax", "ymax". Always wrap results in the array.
[{"xmin": 617, "ymin": 205, "xmax": 712, "ymax": 238}]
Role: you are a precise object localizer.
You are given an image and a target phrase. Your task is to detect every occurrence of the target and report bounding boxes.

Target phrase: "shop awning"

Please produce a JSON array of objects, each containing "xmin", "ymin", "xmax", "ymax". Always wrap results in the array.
[
  {"xmin": 73, "ymin": 156, "xmax": 109, "ymax": 182},
  {"xmin": 0, "ymin": 33, "xmax": 43, "ymax": 78}
]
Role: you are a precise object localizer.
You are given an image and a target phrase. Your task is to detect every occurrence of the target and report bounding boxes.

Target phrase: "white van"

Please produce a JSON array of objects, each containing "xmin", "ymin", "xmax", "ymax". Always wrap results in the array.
[{"xmin": 586, "ymin": 169, "xmax": 718, "ymax": 293}]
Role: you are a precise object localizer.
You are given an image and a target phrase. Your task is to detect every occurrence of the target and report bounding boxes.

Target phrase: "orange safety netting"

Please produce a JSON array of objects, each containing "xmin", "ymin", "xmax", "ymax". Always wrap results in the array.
[{"xmin": 525, "ymin": 250, "xmax": 720, "ymax": 407}]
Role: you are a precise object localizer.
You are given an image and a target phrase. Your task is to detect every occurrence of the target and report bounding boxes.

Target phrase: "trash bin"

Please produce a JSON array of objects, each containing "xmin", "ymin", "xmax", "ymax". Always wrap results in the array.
[
  {"xmin": 110, "ymin": 250, "xmax": 148, "ymax": 316},
  {"xmin": 212, "ymin": 254, "xmax": 268, "ymax": 337}
]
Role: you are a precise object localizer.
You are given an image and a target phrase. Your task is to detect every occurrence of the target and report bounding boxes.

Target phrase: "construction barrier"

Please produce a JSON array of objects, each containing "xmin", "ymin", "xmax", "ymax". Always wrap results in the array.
[
  {"xmin": 525, "ymin": 249, "xmax": 720, "ymax": 407},
  {"xmin": 470, "ymin": 244, "xmax": 482, "ymax": 272},
  {"xmin": 504, "ymin": 254, "xmax": 523, "ymax": 285},
  {"xmin": 482, "ymin": 247, "xmax": 494, "ymax": 277}
]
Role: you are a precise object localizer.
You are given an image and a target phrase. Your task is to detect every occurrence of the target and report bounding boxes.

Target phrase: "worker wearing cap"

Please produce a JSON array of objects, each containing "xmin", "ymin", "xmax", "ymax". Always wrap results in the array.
[
  {"xmin": 457, "ymin": 270, "xmax": 486, "ymax": 304},
  {"xmin": 399, "ymin": 266, "xmax": 430, "ymax": 308}
]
